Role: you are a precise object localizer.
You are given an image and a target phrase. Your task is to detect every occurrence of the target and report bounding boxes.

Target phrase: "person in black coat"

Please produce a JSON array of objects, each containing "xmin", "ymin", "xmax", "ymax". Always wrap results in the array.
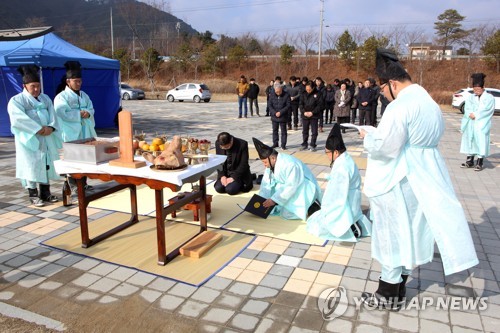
[
  {"xmin": 264, "ymin": 80, "xmax": 274, "ymax": 116},
  {"xmin": 214, "ymin": 132, "xmax": 253, "ymax": 195},
  {"xmin": 247, "ymin": 78, "xmax": 260, "ymax": 116},
  {"xmin": 356, "ymin": 79, "xmax": 375, "ymax": 126},
  {"xmin": 269, "ymin": 83, "xmax": 291, "ymax": 150},
  {"xmin": 299, "ymin": 81, "xmax": 322, "ymax": 151}
]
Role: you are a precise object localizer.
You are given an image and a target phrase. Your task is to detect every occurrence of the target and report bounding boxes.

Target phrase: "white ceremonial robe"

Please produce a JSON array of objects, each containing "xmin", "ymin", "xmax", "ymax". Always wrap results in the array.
[
  {"xmin": 363, "ymin": 84, "xmax": 478, "ymax": 275},
  {"xmin": 7, "ymin": 90, "xmax": 62, "ymax": 184},
  {"xmin": 307, "ymin": 152, "xmax": 371, "ymax": 242},
  {"xmin": 54, "ymin": 86, "xmax": 97, "ymax": 142},
  {"xmin": 460, "ymin": 91, "xmax": 495, "ymax": 157},
  {"xmin": 259, "ymin": 153, "xmax": 322, "ymax": 220}
]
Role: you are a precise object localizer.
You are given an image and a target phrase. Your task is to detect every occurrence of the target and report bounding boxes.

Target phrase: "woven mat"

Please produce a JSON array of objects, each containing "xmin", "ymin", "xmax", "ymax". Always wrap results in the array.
[
  {"xmin": 292, "ymin": 151, "xmax": 367, "ymax": 169},
  {"xmin": 42, "ymin": 212, "xmax": 254, "ymax": 286}
]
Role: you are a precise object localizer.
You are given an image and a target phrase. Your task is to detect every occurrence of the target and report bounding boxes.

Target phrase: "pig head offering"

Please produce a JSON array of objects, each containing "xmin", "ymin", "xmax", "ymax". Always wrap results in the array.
[{"xmin": 143, "ymin": 135, "xmax": 185, "ymax": 169}]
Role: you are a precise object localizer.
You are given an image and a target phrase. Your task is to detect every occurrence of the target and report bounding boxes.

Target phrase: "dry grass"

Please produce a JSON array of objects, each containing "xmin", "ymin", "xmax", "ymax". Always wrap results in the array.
[{"xmin": 126, "ymin": 58, "xmax": 499, "ymax": 103}]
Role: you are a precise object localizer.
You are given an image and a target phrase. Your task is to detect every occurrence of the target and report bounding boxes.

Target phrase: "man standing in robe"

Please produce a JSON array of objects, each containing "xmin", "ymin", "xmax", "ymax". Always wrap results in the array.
[
  {"xmin": 459, "ymin": 73, "xmax": 495, "ymax": 171},
  {"xmin": 359, "ymin": 49, "xmax": 478, "ymax": 310},
  {"xmin": 7, "ymin": 65, "xmax": 62, "ymax": 207},
  {"xmin": 54, "ymin": 61, "xmax": 96, "ymax": 191},
  {"xmin": 253, "ymin": 138, "xmax": 322, "ymax": 220},
  {"xmin": 307, "ymin": 123, "xmax": 371, "ymax": 242}
]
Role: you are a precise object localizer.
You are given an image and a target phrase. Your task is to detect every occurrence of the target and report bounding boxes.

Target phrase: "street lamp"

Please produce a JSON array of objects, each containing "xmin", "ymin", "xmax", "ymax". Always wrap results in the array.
[{"xmin": 318, "ymin": 0, "xmax": 325, "ymax": 70}]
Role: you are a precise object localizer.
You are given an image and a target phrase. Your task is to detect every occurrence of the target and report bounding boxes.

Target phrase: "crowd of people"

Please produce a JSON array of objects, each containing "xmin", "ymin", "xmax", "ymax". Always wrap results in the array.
[{"xmin": 236, "ymin": 73, "xmax": 385, "ymax": 152}]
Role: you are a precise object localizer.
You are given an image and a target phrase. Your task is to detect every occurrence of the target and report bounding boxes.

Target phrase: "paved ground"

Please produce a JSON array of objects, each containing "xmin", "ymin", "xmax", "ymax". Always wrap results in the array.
[{"xmin": 0, "ymin": 99, "xmax": 499, "ymax": 333}]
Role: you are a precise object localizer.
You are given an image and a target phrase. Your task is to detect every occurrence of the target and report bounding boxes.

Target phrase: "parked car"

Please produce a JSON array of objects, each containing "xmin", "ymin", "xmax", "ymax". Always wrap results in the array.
[
  {"xmin": 452, "ymin": 87, "xmax": 500, "ymax": 114},
  {"xmin": 120, "ymin": 83, "xmax": 145, "ymax": 100},
  {"xmin": 166, "ymin": 83, "xmax": 211, "ymax": 103}
]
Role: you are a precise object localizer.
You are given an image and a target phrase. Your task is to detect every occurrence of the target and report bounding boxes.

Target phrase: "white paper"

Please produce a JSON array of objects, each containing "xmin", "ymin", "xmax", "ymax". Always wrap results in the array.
[{"xmin": 341, "ymin": 123, "xmax": 377, "ymax": 133}]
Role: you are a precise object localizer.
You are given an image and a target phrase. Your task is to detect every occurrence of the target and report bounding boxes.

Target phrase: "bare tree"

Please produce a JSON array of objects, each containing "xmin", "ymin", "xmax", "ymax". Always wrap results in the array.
[
  {"xmin": 324, "ymin": 31, "xmax": 340, "ymax": 56},
  {"xmin": 349, "ymin": 26, "xmax": 368, "ymax": 46},
  {"xmin": 297, "ymin": 29, "xmax": 316, "ymax": 57}
]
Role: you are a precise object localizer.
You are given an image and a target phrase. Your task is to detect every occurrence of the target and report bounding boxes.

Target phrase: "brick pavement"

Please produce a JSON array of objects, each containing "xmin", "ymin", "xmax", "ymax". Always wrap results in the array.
[{"xmin": 0, "ymin": 100, "xmax": 498, "ymax": 332}]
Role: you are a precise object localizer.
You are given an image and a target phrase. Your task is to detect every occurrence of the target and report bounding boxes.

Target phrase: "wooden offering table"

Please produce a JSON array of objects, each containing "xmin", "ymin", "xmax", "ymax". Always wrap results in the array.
[{"xmin": 54, "ymin": 155, "xmax": 226, "ymax": 265}]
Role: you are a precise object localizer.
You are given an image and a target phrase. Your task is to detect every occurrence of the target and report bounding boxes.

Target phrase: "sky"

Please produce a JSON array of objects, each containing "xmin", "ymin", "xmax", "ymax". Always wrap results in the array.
[{"xmin": 152, "ymin": 0, "xmax": 499, "ymax": 43}]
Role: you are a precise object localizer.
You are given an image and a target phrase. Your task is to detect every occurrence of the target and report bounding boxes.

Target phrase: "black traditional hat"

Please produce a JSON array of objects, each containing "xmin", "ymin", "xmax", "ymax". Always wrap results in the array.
[
  {"xmin": 325, "ymin": 123, "xmax": 346, "ymax": 152},
  {"xmin": 471, "ymin": 73, "xmax": 486, "ymax": 87},
  {"xmin": 375, "ymin": 48, "xmax": 408, "ymax": 84},
  {"xmin": 17, "ymin": 65, "xmax": 40, "ymax": 84},
  {"xmin": 64, "ymin": 61, "xmax": 82, "ymax": 79},
  {"xmin": 252, "ymin": 137, "xmax": 276, "ymax": 159}
]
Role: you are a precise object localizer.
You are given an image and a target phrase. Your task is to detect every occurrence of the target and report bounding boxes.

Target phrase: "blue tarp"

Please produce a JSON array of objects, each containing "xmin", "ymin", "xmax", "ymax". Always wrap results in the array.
[{"xmin": 0, "ymin": 32, "xmax": 120, "ymax": 137}]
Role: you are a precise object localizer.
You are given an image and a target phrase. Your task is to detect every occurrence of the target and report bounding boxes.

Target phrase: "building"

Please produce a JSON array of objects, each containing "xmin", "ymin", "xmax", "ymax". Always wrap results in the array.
[{"xmin": 408, "ymin": 43, "xmax": 453, "ymax": 60}]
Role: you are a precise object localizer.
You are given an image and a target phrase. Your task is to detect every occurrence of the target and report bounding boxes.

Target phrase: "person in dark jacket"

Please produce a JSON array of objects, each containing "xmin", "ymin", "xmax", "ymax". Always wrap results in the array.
[
  {"xmin": 247, "ymin": 78, "xmax": 260, "ymax": 116},
  {"xmin": 299, "ymin": 81, "xmax": 322, "ymax": 151},
  {"xmin": 269, "ymin": 83, "xmax": 291, "ymax": 150},
  {"xmin": 288, "ymin": 75, "xmax": 301, "ymax": 130},
  {"xmin": 324, "ymin": 84, "xmax": 335, "ymax": 124},
  {"xmin": 356, "ymin": 79, "xmax": 375, "ymax": 126},
  {"xmin": 264, "ymin": 80, "xmax": 274, "ymax": 116},
  {"xmin": 315, "ymin": 77, "xmax": 326, "ymax": 132},
  {"xmin": 214, "ymin": 132, "xmax": 253, "ymax": 195},
  {"xmin": 369, "ymin": 78, "xmax": 380, "ymax": 126}
]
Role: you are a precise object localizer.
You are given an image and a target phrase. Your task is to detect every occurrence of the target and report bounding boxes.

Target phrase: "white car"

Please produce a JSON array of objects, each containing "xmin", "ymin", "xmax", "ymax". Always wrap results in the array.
[
  {"xmin": 452, "ymin": 87, "xmax": 500, "ymax": 114},
  {"xmin": 166, "ymin": 83, "xmax": 211, "ymax": 103}
]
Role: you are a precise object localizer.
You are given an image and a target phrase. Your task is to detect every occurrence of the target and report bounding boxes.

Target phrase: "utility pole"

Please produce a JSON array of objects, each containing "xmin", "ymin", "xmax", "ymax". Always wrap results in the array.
[
  {"xmin": 317, "ymin": 0, "xmax": 325, "ymax": 70},
  {"xmin": 110, "ymin": 6, "xmax": 114, "ymax": 57}
]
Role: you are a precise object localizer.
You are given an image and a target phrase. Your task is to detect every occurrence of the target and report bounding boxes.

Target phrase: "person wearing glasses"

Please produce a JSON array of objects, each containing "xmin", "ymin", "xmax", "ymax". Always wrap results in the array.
[
  {"xmin": 54, "ymin": 61, "xmax": 96, "ymax": 192},
  {"xmin": 214, "ymin": 132, "xmax": 253, "ymax": 195},
  {"xmin": 306, "ymin": 123, "xmax": 371, "ymax": 242},
  {"xmin": 358, "ymin": 49, "xmax": 478, "ymax": 310}
]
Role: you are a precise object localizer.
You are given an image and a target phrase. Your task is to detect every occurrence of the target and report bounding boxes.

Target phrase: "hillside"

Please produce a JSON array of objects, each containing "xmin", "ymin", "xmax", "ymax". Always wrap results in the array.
[
  {"xmin": 0, "ymin": 0, "xmax": 197, "ymax": 55},
  {"xmin": 125, "ymin": 57, "xmax": 500, "ymax": 106}
]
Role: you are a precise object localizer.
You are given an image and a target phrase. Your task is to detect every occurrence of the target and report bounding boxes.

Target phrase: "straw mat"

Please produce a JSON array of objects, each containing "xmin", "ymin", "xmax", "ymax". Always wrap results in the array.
[{"xmin": 42, "ymin": 212, "xmax": 254, "ymax": 286}]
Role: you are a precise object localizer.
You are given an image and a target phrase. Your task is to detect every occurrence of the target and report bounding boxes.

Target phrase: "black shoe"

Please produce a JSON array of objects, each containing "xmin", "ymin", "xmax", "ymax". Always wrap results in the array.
[
  {"xmin": 350, "ymin": 222, "xmax": 361, "ymax": 238},
  {"xmin": 398, "ymin": 275, "xmax": 409, "ymax": 307},
  {"xmin": 299, "ymin": 146, "xmax": 308, "ymax": 151},
  {"xmin": 309, "ymin": 147, "xmax": 317, "ymax": 152},
  {"xmin": 271, "ymin": 144, "xmax": 279, "ymax": 148},
  {"xmin": 281, "ymin": 147, "xmax": 287, "ymax": 150},
  {"xmin": 238, "ymin": 116, "xmax": 242, "ymax": 119},
  {"xmin": 29, "ymin": 196, "xmax": 45, "ymax": 207},
  {"xmin": 362, "ymin": 279, "xmax": 401, "ymax": 311},
  {"xmin": 474, "ymin": 158, "xmax": 484, "ymax": 171},
  {"xmin": 461, "ymin": 156, "xmax": 474, "ymax": 168}
]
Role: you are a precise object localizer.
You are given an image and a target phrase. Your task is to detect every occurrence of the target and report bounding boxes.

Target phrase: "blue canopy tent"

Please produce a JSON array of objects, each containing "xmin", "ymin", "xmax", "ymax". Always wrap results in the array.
[{"xmin": 0, "ymin": 28, "xmax": 120, "ymax": 137}]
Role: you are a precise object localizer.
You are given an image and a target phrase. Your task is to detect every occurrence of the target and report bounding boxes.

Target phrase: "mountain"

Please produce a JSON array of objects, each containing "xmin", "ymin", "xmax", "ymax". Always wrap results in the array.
[{"xmin": 0, "ymin": 0, "xmax": 198, "ymax": 55}]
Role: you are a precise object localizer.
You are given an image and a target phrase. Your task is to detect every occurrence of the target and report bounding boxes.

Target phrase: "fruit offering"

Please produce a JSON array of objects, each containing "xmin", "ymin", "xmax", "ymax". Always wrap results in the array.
[
  {"xmin": 187, "ymin": 138, "xmax": 199, "ymax": 154},
  {"xmin": 199, "ymin": 139, "xmax": 211, "ymax": 155}
]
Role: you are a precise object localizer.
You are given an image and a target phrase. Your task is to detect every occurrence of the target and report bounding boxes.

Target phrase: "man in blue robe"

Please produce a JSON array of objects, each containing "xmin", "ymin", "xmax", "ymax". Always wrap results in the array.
[
  {"xmin": 460, "ymin": 73, "xmax": 495, "ymax": 171},
  {"xmin": 359, "ymin": 49, "xmax": 478, "ymax": 310},
  {"xmin": 54, "ymin": 61, "xmax": 96, "ymax": 192},
  {"xmin": 7, "ymin": 65, "xmax": 62, "ymax": 207},
  {"xmin": 307, "ymin": 123, "xmax": 371, "ymax": 242},
  {"xmin": 253, "ymin": 138, "xmax": 322, "ymax": 220}
]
